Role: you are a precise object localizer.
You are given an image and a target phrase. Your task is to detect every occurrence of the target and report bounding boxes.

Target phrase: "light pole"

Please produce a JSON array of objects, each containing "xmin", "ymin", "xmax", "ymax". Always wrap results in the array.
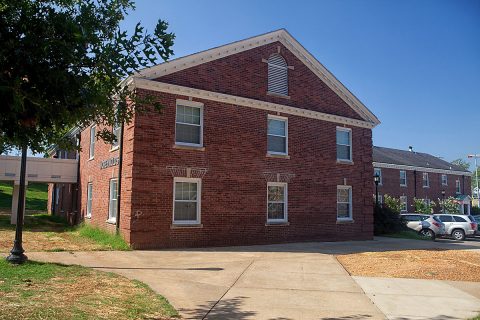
[
  {"xmin": 468, "ymin": 154, "xmax": 479, "ymax": 207},
  {"xmin": 441, "ymin": 190, "xmax": 446, "ymax": 214},
  {"xmin": 374, "ymin": 174, "xmax": 380, "ymax": 207}
]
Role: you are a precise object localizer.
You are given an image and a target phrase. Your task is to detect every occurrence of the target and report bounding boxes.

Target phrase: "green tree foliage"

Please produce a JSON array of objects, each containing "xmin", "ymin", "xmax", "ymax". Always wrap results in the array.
[
  {"xmin": 0, "ymin": 0, "xmax": 175, "ymax": 152},
  {"xmin": 413, "ymin": 198, "xmax": 436, "ymax": 214},
  {"xmin": 451, "ymin": 159, "xmax": 470, "ymax": 171},
  {"xmin": 437, "ymin": 197, "xmax": 460, "ymax": 214},
  {"xmin": 383, "ymin": 194, "xmax": 402, "ymax": 214}
]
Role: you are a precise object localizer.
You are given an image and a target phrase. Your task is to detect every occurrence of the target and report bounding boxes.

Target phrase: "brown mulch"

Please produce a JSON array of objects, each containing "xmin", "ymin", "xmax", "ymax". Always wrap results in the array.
[{"xmin": 336, "ymin": 249, "xmax": 480, "ymax": 282}]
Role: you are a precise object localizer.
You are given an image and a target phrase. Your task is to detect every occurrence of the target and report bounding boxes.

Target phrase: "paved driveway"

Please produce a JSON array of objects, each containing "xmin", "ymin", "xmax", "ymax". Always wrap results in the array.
[{"xmin": 28, "ymin": 237, "xmax": 480, "ymax": 320}]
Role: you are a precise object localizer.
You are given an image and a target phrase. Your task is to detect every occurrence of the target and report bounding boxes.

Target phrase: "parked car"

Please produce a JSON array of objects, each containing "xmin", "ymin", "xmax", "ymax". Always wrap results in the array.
[
  {"xmin": 472, "ymin": 215, "xmax": 480, "ymax": 232},
  {"xmin": 434, "ymin": 214, "xmax": 477, "ymax": 241},
  {"xmin": 400, "ymin": 214, "xmax": 445, "ymax": 239}
]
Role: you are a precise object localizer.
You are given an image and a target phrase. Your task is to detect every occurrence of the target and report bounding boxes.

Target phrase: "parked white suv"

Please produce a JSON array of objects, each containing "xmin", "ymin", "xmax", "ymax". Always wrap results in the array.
[
  {"xmin": 401, "ymin": 214, "xmax": 445, "ymax": 239},
  {"xmin": 434, "ymin": 214, "xmax": 477, "ymax": 241}
]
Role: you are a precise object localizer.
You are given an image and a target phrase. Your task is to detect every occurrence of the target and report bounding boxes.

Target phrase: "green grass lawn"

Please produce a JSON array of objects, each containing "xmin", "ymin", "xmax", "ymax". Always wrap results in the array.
[
  {"xmin": 0, "ymin": 181, "xmax": 48, "ymax": 211},
  {"xmin": 0, "ymin": 259, "xmax": 178, "ymax": 319}
]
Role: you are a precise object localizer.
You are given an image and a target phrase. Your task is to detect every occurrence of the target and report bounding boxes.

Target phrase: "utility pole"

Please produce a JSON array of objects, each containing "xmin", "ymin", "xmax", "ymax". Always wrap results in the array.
[{"xmin": 468, "ymin": 154, "xmax": 480, "ymax": 207}]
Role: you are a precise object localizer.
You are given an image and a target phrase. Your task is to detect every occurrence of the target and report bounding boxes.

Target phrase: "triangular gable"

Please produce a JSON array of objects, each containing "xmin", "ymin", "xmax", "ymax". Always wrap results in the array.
[{"xmin": 135, "ymin": 29, "xmax": 380, "ymax": 126}]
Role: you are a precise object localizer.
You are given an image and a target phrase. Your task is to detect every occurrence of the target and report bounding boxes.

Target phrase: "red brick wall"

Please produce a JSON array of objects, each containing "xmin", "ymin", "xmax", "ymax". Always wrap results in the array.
[
  {"xmin": 127, "ymin": 89, "xmax": 374, "ymax": 249},
  {"xmin": 374, "ymin": 167, "xmax": 472, "ymax": 212},
  {"xmin": 156, "ymin": 41, "xmax": 364, "ymax": 121}
]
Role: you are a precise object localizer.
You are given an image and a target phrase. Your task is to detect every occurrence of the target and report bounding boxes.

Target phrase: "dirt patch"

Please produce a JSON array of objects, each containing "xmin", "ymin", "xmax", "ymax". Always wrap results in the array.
[{"xmin": 337, "ymin": 249, "xmax": 480, "ymax": 282}]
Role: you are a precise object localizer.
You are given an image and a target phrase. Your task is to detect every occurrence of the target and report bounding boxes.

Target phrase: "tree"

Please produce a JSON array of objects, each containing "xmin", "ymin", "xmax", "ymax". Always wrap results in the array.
[
  {"xmin": 451, "ymin": 159, "xmax": 470, "ymax": 171},
  {"xmin": 413, "ymin": 198, "xmax": 435, "ymax": 214},
  {"xmin": 438, "ymin": 197, "xmax": 460, "ymax": 214},
  {"xmin": 0, "ymin": 0, "xmax": 174, "ymax": 263},
  {"xmin": 383, "ymin": 194, "xmax": 402, "ymax": 214}
]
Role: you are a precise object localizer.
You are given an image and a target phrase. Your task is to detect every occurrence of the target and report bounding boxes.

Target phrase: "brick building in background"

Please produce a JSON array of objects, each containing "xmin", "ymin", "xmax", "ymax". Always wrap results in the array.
[
  {"xmin": 49, "ymin": 29, "xmax": 381, "ymax": 248},
  {"xmin": 373, "ymin": 146, "xmax": 472, "ymax": 214}
]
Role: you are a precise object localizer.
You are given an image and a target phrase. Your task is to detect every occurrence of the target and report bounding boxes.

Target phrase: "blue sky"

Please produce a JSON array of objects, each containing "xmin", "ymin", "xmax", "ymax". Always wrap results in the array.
[{"xmin": 121, "ymin": 0, "xmax": 480, "ymax": 167}]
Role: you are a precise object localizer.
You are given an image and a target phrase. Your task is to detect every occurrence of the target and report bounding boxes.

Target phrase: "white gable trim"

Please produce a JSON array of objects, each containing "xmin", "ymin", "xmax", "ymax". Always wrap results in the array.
[
  {"xmin": 373, "ymin": 162, "xmax": 473, "ymax": 177},
  {"xmin": 133, "ymin": 78, "xmax": 375, "ymax": 129},
  {"xmin": 135, "ymin": 29, "xmax": 379, "ymax": 126}
]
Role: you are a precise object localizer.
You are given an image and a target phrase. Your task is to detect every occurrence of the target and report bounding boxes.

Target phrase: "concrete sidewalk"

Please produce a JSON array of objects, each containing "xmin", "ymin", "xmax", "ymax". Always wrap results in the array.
[{"xmin": 26, "ymin": 238, "xmax": 480, "ymax": 319}]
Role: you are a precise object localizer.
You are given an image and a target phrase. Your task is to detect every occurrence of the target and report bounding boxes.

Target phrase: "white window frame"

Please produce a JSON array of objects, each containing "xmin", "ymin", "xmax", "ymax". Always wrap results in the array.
[
  {"xmin": 267, "ymin": 115, "xmax": 288, "ymax": 156},
  {"xmin": 175, "ymin": 99, "xmax": 204, "ymax": 147},
  {"xmin": 400, "ymin": 170, "xmax": 407, "ymax": 187},
  {"xmin": 108, "ymin": 178, "xmax": 118, "ymax": 223},
  {"xmin": 267, "ymin": 182, "xmax": 288, "ymax": 223},
  {"xmin": 89, "ymin": 125, "xmax": 96, "ymax": 160},
  {"xmin": 337, "ymin": 185, "xmax": 353, "ymax": 221},
  {"xmin": 456, "ymin": 179, "xmax": 461, "ymax": 194},
  {"xmin": 172, "ymin": 177, "xmax": 201, "ymax": 225},
  {"xmin": 442, "ymin": 174, "xmax": 448, "ymax": 186},
  {"xmin": 422, "ymin": 172, "xmax": 429, "ymax": 188},
  {"xmin": 400, "ymin": 196, "xmax": 408, "ymax": 213},
  {"xmin": 86, "ymin": 182, "xmax": 93, "ymax": 218},
  {"xmin": 267, "ymin": 54, "xmax": 289, "ymax": 96},
  {"xmin": 111, "ymin": 108, "xmax": 121, "ymax": 151},
  {"xmin": 336, "ymin": 127, "xmax": 352, "ymax": 162},
  {"xmin": 374, "ymin": 168, "xmax": 382, "ymax": 185}
]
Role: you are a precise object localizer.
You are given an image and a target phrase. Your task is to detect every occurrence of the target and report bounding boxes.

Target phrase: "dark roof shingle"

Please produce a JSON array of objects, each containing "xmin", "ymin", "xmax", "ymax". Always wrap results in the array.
[{"xmin": 373, "ymin": 146, "xmax": 469, "ymax": 173}]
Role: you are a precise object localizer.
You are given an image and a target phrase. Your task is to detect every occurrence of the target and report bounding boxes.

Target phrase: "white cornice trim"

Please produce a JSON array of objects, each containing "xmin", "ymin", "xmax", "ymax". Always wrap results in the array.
[
  {"xmin": 133, "ymin": 78, "xmax": 376, "ymax": 129},
  {"xmin": 134, "ymin": 29, "xmax": 380, "ymax": 126},
  {"xmin": 373, "ymin": 162, "xmax": 473, "ymax": 176}
]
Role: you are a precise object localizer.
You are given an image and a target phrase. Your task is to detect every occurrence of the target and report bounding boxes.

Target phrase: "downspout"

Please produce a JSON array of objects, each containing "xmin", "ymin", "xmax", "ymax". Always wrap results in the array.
[
  {"xmin": 414, "ymin": 170, "xmax": 417, "ymax": 198},
  {"xmin": 116, "ymin": 121, "xmax": 125, "ymax": 235}
]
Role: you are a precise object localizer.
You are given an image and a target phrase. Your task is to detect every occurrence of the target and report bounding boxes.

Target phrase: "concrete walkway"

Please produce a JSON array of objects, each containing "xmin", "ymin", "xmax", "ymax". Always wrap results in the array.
[{"xmin": 27, "ymin": 238, "xmax": 480, "ymax": 320}]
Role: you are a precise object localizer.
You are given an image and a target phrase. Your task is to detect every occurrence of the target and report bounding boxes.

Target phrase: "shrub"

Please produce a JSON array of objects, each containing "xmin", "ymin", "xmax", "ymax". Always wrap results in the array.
[
  {"xmin": 383, "ymin": 194, "xmax": 402, "ymax": 213},
  {"xmin": 374, "ymin": 204, "xmax": 406, "ymax": 235},
  {"xmin": 413, "ymin": 198, "xmax": 436, "ymax": 214},
  {"xmin": 437, "ymin": 197, "xmax": 461, "ymax": 214},
  {"xmin": 471, "ymin": 206, "xmax": 480, "ymax": 215}
]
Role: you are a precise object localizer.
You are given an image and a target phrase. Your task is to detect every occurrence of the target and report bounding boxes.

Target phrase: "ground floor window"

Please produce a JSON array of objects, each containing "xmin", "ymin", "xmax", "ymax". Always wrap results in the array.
[
  {"xmin": 400, "ymin": 196, "xmax": 407, "ymax": 212},
  {"xmin": 109, "ymin": 178, "xmax": 118, "ymax": 222},
  {"xmin": 86, "ymin": 182, "xmax": 93, "ymax": 218},
  {"xmin": 173, "ymin": 177, "xmax": 201, "ymax": 224},
  {"xmin": 267, "ymin": 182, "xmax": 287, "ymax": 222},
  {"xmin": 337, "ymin": 186, "xmax": 352, "ymax": 220}
]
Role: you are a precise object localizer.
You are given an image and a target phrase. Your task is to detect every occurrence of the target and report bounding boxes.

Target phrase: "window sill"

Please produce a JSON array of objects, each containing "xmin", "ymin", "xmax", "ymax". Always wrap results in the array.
[
  {"xmin": 171, "ymin": 223, "xmax": 203, "ymax": 229},
  {"xmin": 336, "ymin": 219, "xmax": 354, "ymax": 224},
  {"xmin": 423, "ymin": 186, "xmax": 430, "ymax": 188},
  {"xmin": 88, "ymin": 157, "xmax": 94, "ymax": 161},
  {"xmin": 106, "ymin": 218, "xmax": 117, "ymax": 225},
  {"xmin": 336, "ymin": 159, "xmax": 354, "ymax": 165},
  {"xmin": 110, "ymin": 146, "xmax": 119, "ymax": 152},
  {"xmin": 85, "ymin": 215, "xmax": 91, "ymax": 219},
  {"xmin": 266, "ymin": 153, "xmax": 290, "ymax": 159},
  {"xmin": 267, "ymin": 91, "xmax": 290, "ymax": 99},
  {"xmin": 400, "ymin": 185, "xmax": 407, "ymax": 187},
  {"xmin": 173, "ymin": 144, "xmax": 205, "ymax": 151},
  {"xmin": 266, "ymin": 221, "xmax": 290, "ymax": 226}
]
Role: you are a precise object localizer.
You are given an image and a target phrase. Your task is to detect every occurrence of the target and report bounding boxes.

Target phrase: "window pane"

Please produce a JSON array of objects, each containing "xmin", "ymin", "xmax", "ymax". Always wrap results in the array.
[
  {"xmin": 336, "ymin": 130, "xmax": 350, "ymax": 145},
  {"xmin": 267, "ymin": 119, "xmax": 285, "ymax": 136},
  {"xmin": 454, "ymin": 216, "xmax": 467, "ymax": 222},
  {"xmin": 268, "ymin": 203, "xmax": 285, "ymax": 220},
  {"xmin": 337, "ymin": 145, "xmax": 351, "ymax": 160},
  {"xmin": 176, "ymin": 123, "xmax": 201, "ymax": 144},
  {"xmin": 268, "ymin": 186, "xmax": 285, "ymax": 201},
  {"xmin": 268, "ymin": 135, "xmax": 286, "ymax": 153},
  {"xmin": 337, "ymin": 203, "xmax": 350, "ymax": 218},
  {"xmin": 174, "ymin": 202, "xmax": 197, "ymax": 221},
  {"xmin": 337, "ymin": 188, "xmax": 349, "ymax": 203},
  {"xmin": 175, "ymin": 182, "xmax": 197, "ymax": 201},
  {"xmin": 177, "ymin": 105, "xmax": 200, "ymax": 125},
  {"xmin": 439, "ymin": 215, "xmax": 453, "ymax": 222}
]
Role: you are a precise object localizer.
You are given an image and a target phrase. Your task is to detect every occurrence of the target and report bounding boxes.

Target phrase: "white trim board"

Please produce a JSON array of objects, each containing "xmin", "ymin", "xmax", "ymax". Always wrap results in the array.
[
  {"xmin": 372, "ymin": 162, "xmax": 472, "ymax": 177},
  {"xmin": 133, "ymin": 78, "xmax": 375, "ymax": 129},
  {"xmin": 134, "ymin": 29, "xmax": 379, "ymax": 126}
]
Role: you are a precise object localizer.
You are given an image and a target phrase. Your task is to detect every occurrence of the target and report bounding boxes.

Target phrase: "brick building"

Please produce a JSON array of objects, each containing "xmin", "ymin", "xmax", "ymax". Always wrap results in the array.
[
  {"xmin": 373, "ymin": 146, "xmax": 472, "ymax": 214},
  {"xmin": 48, "ymin": 29, "xmax": 381, "ymax": 249}
]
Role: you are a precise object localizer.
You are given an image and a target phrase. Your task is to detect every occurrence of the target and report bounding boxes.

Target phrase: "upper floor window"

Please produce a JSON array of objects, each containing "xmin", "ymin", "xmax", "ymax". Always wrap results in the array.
[
  {"xmin": 267, "ymin": 54, "xmax": 288, "ymax": 96},
  {"xmin": 442, "ymin": 174, "xmax": 448, "ymax": 186},
  {"xmin": 112, "ymin": 107, "xmax": 121, "ymax": 149},
  {"xmin": 175, "ymin": 100, "xmax": 203, "ymax": 147},
  {"xmin": 400, "ymin": 170, "xmax": 407, "ymax": 186},
  {"xmin": 336, "ymin": 127, "xmax": 352, "ymax": 162},
  {"xmin": 89, "ymin": 125, "xmax": 96, "ymax": 159},
  {"xmin": 422, "ymin": 172, "xmax": 429, "ymax": 188},
  {"xmin": 267, "ymin": 115, "xmax": 288, "ymax": 155},
  {"xmin": 267, "ymin": 182, "xmax": 287, "ymax": 223},
  {"xmin": 456, "ymin": 180, "xmax": 461, "ymax": 194},
  {"xmin": 337, "ymin": 186, "xmax": 353, "ymax": 220},
  {"xmin": 374, "ymin": 168, "xmax": 382, "ymax": 185}
]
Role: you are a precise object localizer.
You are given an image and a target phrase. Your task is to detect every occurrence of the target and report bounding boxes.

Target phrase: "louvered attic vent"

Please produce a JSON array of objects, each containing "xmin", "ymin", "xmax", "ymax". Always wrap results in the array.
[{"xmin": 267, "ymin": 54, "xmax": 288, "ymax": 96}]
